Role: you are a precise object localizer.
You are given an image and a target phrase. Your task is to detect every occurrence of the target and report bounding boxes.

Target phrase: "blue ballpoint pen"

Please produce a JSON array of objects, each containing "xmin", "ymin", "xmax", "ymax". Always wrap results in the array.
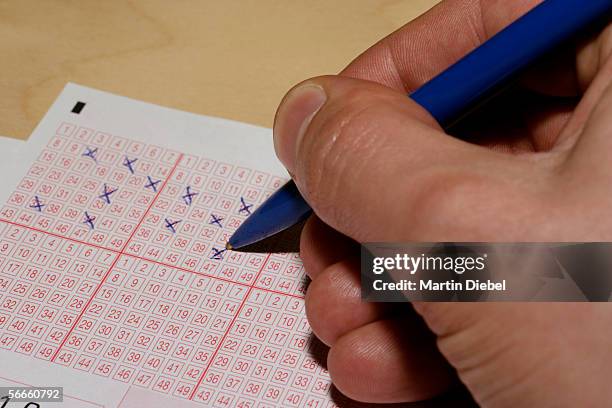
[{"xmin": 227, "ymin": 0, "xmax": 612, "ymax": 250}]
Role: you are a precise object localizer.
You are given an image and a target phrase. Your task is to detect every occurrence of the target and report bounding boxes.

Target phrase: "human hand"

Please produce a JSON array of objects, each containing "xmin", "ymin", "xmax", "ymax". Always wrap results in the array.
[{"xmin": 272, "ymin": 0, "xmax": 612, "ymax": 405}]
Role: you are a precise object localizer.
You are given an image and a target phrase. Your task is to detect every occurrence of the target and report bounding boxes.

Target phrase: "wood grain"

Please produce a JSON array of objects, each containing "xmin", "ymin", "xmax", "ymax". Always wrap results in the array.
[{"xmin": 1, "ymin": 0, "xmax": 439, "ymax": 140}]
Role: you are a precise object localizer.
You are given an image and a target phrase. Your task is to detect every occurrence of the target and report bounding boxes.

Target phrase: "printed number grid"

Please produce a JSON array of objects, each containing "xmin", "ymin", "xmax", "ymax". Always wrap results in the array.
[{"xmin": 0, "ymin": 122, "xmax": 338, "ymax": 407}]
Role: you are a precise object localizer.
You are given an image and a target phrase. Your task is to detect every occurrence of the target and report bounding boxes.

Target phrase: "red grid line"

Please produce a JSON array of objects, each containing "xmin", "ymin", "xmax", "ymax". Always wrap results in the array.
[
  {"xmin": 0, "ymin": 218, "xmax": 306, "ymax": 300},
  {"xmin": 50, "ymin": 154, "xmax": 184, "ymax": 362},
  {"xmin": 189, "ymin": 252, "xmax": 272, "ymax": 400}
]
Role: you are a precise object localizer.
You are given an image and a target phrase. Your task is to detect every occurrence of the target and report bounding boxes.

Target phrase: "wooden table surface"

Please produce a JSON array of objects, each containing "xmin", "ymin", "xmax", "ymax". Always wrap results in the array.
[{"xmin": 2, "ymin": 0, "xmax": 440, "ymax": 140}]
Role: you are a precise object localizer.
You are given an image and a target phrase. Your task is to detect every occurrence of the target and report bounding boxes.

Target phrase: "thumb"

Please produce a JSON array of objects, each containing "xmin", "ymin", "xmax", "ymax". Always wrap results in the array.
[{"xmin": 273, "ymin": 75, "xmax": 538, "ymax": 242}]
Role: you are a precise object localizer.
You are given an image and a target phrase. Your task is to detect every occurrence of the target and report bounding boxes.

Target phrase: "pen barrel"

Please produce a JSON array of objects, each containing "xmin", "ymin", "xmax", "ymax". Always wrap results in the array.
[{"xmin": 410, "ymin": 0, "xmax": 612, "ymax": 128}]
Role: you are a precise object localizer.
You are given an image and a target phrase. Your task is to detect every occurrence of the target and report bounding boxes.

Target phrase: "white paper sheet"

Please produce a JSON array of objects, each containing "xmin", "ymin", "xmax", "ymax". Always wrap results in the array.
[
  {"xmin": 0, "ymin": 84, "xmax": 365, "ymax": 407},
  {"xmin": 0, "ymin": 136, "xmax": 25, "ymax": 181}
]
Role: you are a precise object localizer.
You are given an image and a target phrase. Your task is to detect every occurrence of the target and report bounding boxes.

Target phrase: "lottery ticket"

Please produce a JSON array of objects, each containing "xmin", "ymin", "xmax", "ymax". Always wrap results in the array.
[{"xmin": 0, "ymin": 84, "xmax": 369, "ymax": 408}]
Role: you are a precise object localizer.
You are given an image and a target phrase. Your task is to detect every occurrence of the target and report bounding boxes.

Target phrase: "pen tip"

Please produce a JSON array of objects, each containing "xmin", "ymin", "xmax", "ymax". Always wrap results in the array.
[{"xmin": 225, "ymin": 242, "xmax": 233, "ymax": 251}]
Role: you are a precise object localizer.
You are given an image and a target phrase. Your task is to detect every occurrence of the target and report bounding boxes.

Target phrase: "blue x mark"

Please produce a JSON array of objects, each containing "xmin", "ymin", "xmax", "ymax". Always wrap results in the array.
[
  {"xmin": 182, "ymin": 186, "xmax": 198, "ymax": 206},
  {"xmin": 83, "ymin": 212, "xmax": 96, "ymax": 230},
  {"xmin": 123, "ymin": 156, "xmax": 137, "ymax": 174},
  {"xmin": 30, "ymin": 196, "xmax": 45, "ymax": 212},
  {"xmin": 82, "ymin": 147, "xmax": 98, "ymax": 162},
  {"xmin": 99, "ymin": 184, "xmax": 117, "ymax": 205},
  {"xmin": 210, "ymin": 247, "xmax": 226, "ymax": 260},
  {"xmin": 209, "ymin": 214, "xmax": 223, "ymax": 228},
  {"xmin": 238, "ymin": 197, "xmax": 253, "ymax": 215},
  {"xmin": 145, "ymin": 176, "xmax": 161, "ymax": 192},
  {"xmin": 165, "ymin": 218, "xmax": 181, "ymax": 234}
]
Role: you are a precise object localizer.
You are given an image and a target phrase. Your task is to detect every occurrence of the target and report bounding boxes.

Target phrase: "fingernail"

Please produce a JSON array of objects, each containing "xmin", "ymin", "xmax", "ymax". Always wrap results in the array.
[{"xmin": 274, "ymin": 84, "xmax": 326, "ymax": 173}]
